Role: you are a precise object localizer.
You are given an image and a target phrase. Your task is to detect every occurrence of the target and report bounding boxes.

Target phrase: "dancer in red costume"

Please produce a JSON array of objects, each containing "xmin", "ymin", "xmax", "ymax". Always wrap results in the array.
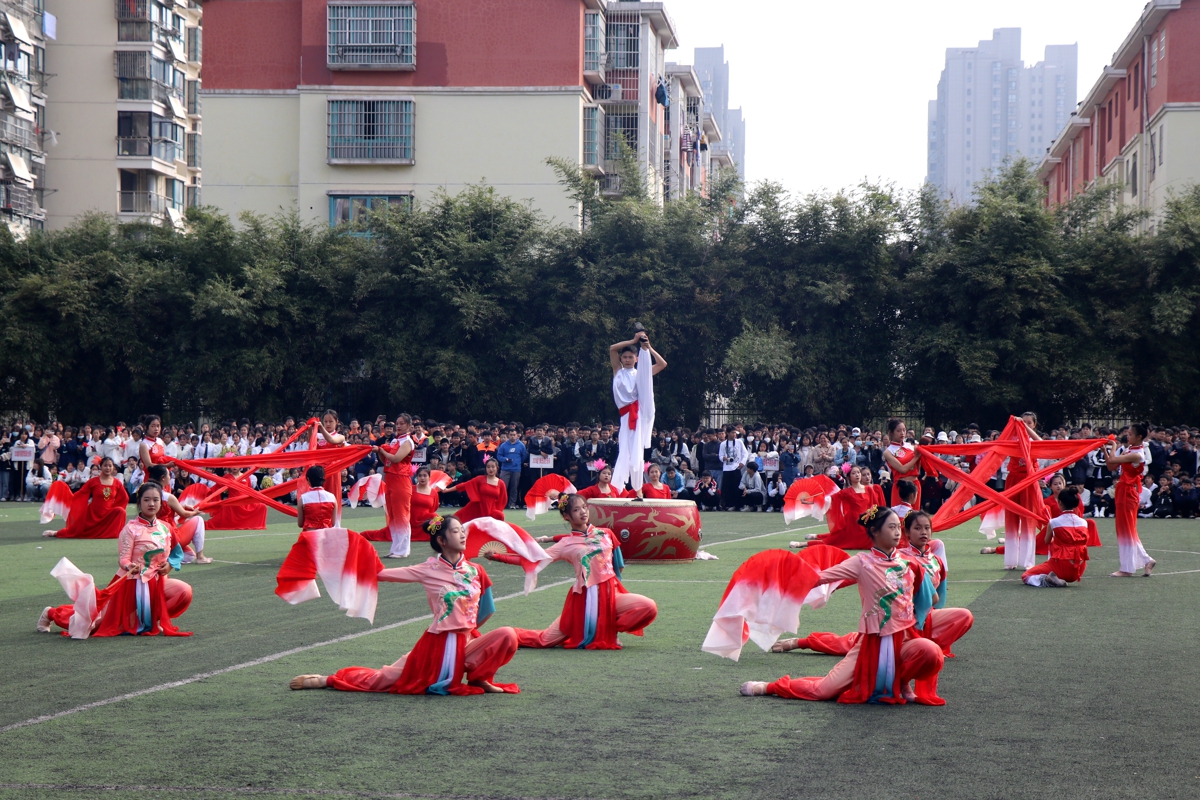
[
  {"xmin": 374, "ymin": 413, "xmax": 416, "ymax": 558},
  {"xmin": 446, "ymin": 457, "xmax": 507, "ymax": 523},
  {"xmin": 408, "ymin": 465, "xmax": 440, "ymax": 541},
  {"xmin": 147, "ymin": 465, "xmax": 210, "ymax": 564},
  {"xmin": 138, "ymin": 415, "xmax": 169, "ymax": 475},
  {"xmin": 982, "ymin": 473, "xmax": 1101, "ymax": 556},
  {"xmin": 288, "ymin": 515, "xmax": 520, "ymax": 695},
  {"xmin": 488, "ymin": 494, "xmax": 657, "ymax": 650},
  {"xmin": 576, "ymin": 466, "xmax": 630, "ymax": 500},
  {"xmin": 38, "ymin": 482, "xmax": 193, "ymax": 638},
  {"xmin": 1021, "ymin": 487, "xmax": 1091, "ymax": 587},
  {"xmin": 740, "ymin": 506, "xmax": 946, "ymax": 705},
  {"xmin": 795, "ymin": 465, "xmax": 886, "ymax": 550},
  {"xmin": 998, "ymin": 412, "xmax": 1042, "ymax": 571},
  {"xmin": 297, "ymin": 466, "xmax": 338, "ymax": 533},
  {"xmin": 639, "ymin": 464, "xmax": 672, "ymax": 499},
  {"xmin": 883, "ymin": 418, "xmax": 921, "ymax": 510},
  {"xmin": 773, "ymin": 510, "xmax": 973, "ymax": 665},
  {"xmin": 42, "ymin": 457, "xmax": 128, "ymax": 539},
  {"xmin": 1104, "ymin": 424, "xmax": 1156, "ymax": 577},
  {"xmin": 313, "ymin": 409, "xmax": 347, "ymax": 528}
]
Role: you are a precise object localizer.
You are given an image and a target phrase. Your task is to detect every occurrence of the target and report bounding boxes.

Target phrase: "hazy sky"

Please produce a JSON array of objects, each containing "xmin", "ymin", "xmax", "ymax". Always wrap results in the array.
[{"xmin": 667, "ymin": 0, "xmax": 1151, "ymax": 196}]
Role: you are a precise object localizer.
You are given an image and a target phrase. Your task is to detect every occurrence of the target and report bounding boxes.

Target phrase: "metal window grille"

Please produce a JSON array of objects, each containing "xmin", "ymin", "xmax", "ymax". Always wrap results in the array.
[
  {"xmin": 187, "ymin": 132, "xmax": 200, "ymax": 168},
  {"xmin": 327, "ymin": 99, "xmax": 413, "ymax": 161},
  {"xmin": 186, "ymin": 185, "xmax": 201, "ymax": 208},
  {"xmin": 328, "ymin": 4, "xmax": 415, "ymax": 67},
  {"xmin": 605, "ymin": 10, "xmax": 638, "ymax": 70},
  {"xmin": 114, "ymin": 0, "xmax": 151, "ymax": 22},
  {"xmin": 186, "ymin": 79, "xmax": 200, "ymax": 115},
  {"xmin": 186, "ymin": 25, "xmax": 201, "ymax": 62},
  {"xmin": 604, "ymin": 104, "xmax": 637, "ymax": 162},
  {"xmin": 686, "ymin": 97, "xmax": 700, "ymax": 129},
  {"xmin": 584, "ymin": 11, "xmax": 605, "ymax": 74}
]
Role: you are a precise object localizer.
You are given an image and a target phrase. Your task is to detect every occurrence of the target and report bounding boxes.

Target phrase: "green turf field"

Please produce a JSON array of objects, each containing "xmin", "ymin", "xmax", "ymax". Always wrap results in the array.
[{"xmin": 1, "ymin": 500, "xmax": 1198, "ymax": 800}]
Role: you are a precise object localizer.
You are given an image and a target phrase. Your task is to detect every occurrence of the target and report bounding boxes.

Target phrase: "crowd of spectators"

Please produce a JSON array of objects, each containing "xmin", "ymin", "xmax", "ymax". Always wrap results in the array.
[{"xmin": 3, "ymin": 416, "xmax": 1200, "ymax": 520}]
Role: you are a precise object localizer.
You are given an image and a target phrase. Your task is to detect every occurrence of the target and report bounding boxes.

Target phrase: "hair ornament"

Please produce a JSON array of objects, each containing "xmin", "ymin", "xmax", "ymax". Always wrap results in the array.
[{"xmin": 428, "ymin": 514, "xmax": 445, "ymax": 537}]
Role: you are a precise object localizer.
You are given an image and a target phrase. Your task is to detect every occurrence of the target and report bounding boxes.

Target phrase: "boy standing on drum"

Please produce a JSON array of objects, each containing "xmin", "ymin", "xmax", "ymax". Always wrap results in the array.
[{"xmin": 608, "ymin": 326, "xmax": 668, "ymax": 494}]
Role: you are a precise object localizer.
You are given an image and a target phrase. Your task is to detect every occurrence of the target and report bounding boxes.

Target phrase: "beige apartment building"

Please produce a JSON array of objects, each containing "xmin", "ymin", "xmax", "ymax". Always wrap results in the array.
[{"xmin": 43, "ymin": 0, "xmax": 201, "ymax": 229}]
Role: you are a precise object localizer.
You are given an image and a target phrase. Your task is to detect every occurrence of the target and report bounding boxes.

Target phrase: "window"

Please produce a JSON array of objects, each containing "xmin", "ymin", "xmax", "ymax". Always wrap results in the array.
[
  {"xmin": 329, "ymin": 194, "xmax": 412, "ymax": 225},
  {"xmin": 327, "ymin": 3, "xmax": 415, "ymax": 68},
  {"xmin": 604, "ymin": 104, "xmax": 637, "ymax": 161},
  {"xmin": 327, "ymin": 98, "xmax": 413, "ymax": 162},
  {"xmin": 606, "ymin": 11, "xmax": 639, "ymax": 70},
  {"xmin": 186, "ymin": 131, "xmax": 200, "ymax": 168},
  {"xmin": 1150, "ymin": 38, "xmax": 1158, "ymax": 87},
  {"xmin": 186, "ymin": 79, "xmax": 200, "ymax": 115},
  {"xmin": 166, "ymin": 177, "xmax": 184, "ymax": 211},
  {"xmin": 117, "ymin": 110, "xmax": 182, "ymax": 161},
  {"xmin": 583, "ymin": 105, "xmax": 603, "ymax": 167},
  {"xmin": 1159, "ymin": 124, "xmax": 1164, "ymax": 165},
  {"xmin": 186, "ymin": 25, "xmax": 201, "ymax": 62},
  {"xmin": 584, "ymin": 11, "xmax": 605, "ymax": 74},
  {"xmin": 186, "ymin": 185, "xmax": 201, "ymax": 208},
  {"xmin": 1130, "ymin": 153, "xmax": 1138, "ymax": 196}
]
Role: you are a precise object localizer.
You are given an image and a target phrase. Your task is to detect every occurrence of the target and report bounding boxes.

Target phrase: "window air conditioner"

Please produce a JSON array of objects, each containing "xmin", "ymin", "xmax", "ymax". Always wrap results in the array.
[{"xmin": 594, "ymin": 83, "xmax": 622, "ymax": 101}]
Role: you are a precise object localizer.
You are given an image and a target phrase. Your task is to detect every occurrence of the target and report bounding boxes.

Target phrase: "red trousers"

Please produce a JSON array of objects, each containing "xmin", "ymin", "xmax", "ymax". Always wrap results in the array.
[
  {"xmin": 800, "ymin": 608, "xmax": 973, "ymax": 659},
  {"xmin": 515, "ymin": 592, "xmax": 657, "ymax": 648},
  {"xmin": 48, "ymin": 577, "xmax": 193, "ymax": 633},
  {"xmin": 768, "ymin": 629, "xmax": 943, "ymax": 701},
  {"xmin": 326, "ymin": 626, "xmax": 518, "ymax": 692},
  {"xmin": 1022, "ymin": 558, "xmax": 1086, "ymax": 584}
]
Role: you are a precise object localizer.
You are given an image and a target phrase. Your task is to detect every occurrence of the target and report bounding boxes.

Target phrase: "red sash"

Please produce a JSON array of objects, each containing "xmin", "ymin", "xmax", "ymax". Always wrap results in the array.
[{"xmin": 619, "ymin": 400, "xmax": 639, "ymax": 430}]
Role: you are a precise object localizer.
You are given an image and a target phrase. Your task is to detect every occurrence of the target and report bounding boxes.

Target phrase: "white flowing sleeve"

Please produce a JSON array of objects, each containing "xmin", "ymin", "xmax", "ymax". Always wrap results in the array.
[{"xmin": 636, "ymin": 348, "xmax": 655, "ymax": 450}]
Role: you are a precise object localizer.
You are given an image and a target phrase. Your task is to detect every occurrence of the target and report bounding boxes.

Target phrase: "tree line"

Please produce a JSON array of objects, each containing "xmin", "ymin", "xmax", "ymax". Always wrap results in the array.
[{"xmin": 2, "ymin": 159, "xmax": 1199, "ymax": 430}]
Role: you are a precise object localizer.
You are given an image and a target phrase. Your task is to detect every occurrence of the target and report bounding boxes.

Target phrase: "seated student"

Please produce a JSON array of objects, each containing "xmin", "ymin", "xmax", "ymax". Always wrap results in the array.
[
  {"xmin": 680, "ymin": 470, "xmax": 720, "ymax": 510},
  {"xmin": 1151, "ymin": 474, "xmax": 1175, "ymax": 518},
  {"xmin": 662, "ymin": 465, "xmax": 685, "ymax": 498},
  {"xmin": 890, "ymin": 479, "xmax": 918, "ymax": 520},
  {"xmin": 1138, "ymin": 475, "xmax": 1155, "ymax": 518},
  {"xmin": 1022, "ymin": 488, "xmax": 1090, "ymax": 588},
  {"xmin": 1172, "ymin": 476, "xmax": 1199, "ymax": 519},
  {"xmin": 1088, "ymin": 485, "xmax": 1113, "ymax": 518},
  {"xmin": 737, "ymin": 461, "xmax": 766, "ymax": 512},
  {"xmin": 765, "ymin": 472, "xmax": 786, "ymax": 512}
]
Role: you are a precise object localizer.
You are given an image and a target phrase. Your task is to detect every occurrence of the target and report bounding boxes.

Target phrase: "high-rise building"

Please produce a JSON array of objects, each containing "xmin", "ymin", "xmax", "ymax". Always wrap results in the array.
[
  {"xmin": 1039, "ymin": 0, "xmax": 1200, "ymax": 233},
  {"xmin": 692, "ymin": 45, "xmax": 744, "ymax": 182},
  {"xmin": 927, "ymin": 28, "xmax": 1076, "ymax": 204},
  {"xmin": 43, "ymin": 0, "xmax": 203, "ymax": 230},
  {"xmin": 199, "ymin": 0, "xmax": 703, "ymax": 229},
  {"xmin": 0, "ymin": 0, "xmax": 52, "ymax": 236}
]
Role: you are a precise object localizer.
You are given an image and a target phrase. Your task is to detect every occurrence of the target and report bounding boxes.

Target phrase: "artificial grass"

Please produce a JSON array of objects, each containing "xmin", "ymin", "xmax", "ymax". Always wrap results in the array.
[{"xmin": 0, "ymin": 501, "xmax": 1198, "ymax": 799}]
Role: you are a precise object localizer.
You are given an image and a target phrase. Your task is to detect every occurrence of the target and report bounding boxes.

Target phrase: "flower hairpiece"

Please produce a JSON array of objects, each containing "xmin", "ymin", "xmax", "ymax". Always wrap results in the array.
[{"xmin": 428, "ymin": 514, "xmax": 445, "ymax": 536}]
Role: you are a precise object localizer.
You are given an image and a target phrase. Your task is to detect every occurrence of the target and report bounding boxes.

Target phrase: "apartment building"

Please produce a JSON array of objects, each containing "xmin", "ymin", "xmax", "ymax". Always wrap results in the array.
[
  {"xmin": 0, "ymin": 0, "xmax": 51, "ymax": 236},
  {"xmin": 927, "ymin": 28, "xmax": 1077, "ymax": 204},
  {"xmin": 43, "ymin": 0, "xmax": 202, "ymax": 229},
  {"xmin": 660, "ymin": 62, "xmax": 716, "ymax": 200},
  {"xmin": 1038, "ymin": 0, "xmax": 1200, "ymax": 232},
  {"xmin": 201, "ymin": 0, "xmax": 702, "ymax": 227},
  {"xmin": 692, "ymin": 45, "xmax": 744, "ymax": 183}
]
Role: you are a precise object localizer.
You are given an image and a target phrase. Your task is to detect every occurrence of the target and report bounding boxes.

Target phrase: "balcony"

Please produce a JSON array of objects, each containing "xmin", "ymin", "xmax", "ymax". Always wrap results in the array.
[
  {"xmin": 117, "ymin": 136, "xmax": 182, "ymax": 163},
  {"xmin": 114, "ymin": 0, "xmax": 153, "ymax": 22},
  {"xmin": 0, "ymin": 113, "xmax": 38, "ymax": 153},
  {"xmin": 1, "ymin": 180, "xmax": 43, "ymax": 220},
  {"xmin": 118, "ymin": 189, "xmax": 170, "ymax": 216},
  {"xmin": 584, "ymin": 10, "xmax": 605, "ymax": 84}
]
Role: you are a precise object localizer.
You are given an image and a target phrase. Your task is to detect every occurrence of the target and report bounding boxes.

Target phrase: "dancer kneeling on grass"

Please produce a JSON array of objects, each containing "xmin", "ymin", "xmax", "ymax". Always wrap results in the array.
[
  {"xmin": 39, "ymin": 481, "xmax": 193, "ymax": 637},
  {"xmin": 772, "ymin": 510, "xmax": 973, "ymax": 662},
  {"xmin": 147, "ymin": 465, "xmax": 210, "ymax": 564},
  {"xmin": 487, "ymin": 493, "xmax": 657, "ymax": 650},
  {"xmin": 290, "ymin": 515, "xmax": 521, "ymax": 695},
  {"xmin": 1022, "ymin": 488, "xmax": 1090, "ymax": 588},
  {"xmin": 741, "ymin": 506, "xmax": 947, "ymax": 704}
]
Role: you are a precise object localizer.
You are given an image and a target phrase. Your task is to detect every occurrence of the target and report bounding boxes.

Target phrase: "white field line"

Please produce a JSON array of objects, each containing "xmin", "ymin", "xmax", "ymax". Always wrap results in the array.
[
  {"xmin": 702, "ymin": 523, "xmax": 820, "ymax": 548},
  {"xmin": 0, "ymin": 578, "xmax": 573, "ymax": 734}
]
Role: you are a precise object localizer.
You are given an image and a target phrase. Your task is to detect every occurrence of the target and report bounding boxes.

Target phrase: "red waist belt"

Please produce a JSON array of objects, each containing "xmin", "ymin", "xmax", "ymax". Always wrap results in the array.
[{"xmin": 618, "ymin": 400, "xmax": 639, "ymax": 430}]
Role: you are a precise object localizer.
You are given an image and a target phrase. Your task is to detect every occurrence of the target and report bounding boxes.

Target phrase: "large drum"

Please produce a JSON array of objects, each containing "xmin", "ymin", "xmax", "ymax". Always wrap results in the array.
[{"xmin": 586, "ymin": 498, "xmax": 702, "ymax": 560}]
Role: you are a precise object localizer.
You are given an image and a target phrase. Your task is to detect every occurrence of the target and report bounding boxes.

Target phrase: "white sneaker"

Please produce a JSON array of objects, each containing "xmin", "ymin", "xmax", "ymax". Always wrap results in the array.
[
  {"xmin": 37, "ymin": 606, "xmax": 53, "ymax": 633},
  {"xmin": 740, "ymin": 681, "xmax": 769, "ymax": 696}
]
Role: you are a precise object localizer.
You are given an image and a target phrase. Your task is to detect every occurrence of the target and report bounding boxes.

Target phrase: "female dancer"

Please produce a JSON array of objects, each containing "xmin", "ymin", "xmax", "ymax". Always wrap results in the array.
[
  {"xmin": 1021, "ymin": 487, "xmax": 1090, "ymax": 587},
  {"xmin": 374, "ymin": 414, "xmax": 415, "ymax": 558},
  {"xmin": 576, "ymin": 466, "xmax": 629, "ymax": 500},
  {"xmin": 314, "ymin": 409, "xmax": 347, "ymax": 527},
  {"xmin": 147, "ymin": 464, "xmax": 210, "ymax": 563},
  {"xmin": 43, "ymin": 457, "xmax": 128, "ymax": 539},
  {"xmin": 773, "ymin": 511, "xmax": 972, "ymax": 663},
  {"xmin": 883, "ymin": 419, "xmax": 921, "ymax": 510},
  {"xmin": 797, "ymin": 465, "xmax": 885, "ymax": 550},
  {"xmin": 138, "ymin": 415, "xmax": 169, "ymax": 474},
  {"xmin": 38, "ymin": 482, "xmax": 193, "ymax": 637},
  {"xmin": 297, "ymin": 466, "xmax": 339, "ymax": 532},
  {"xmin": 445, "ymin": 457, "xmax": 507, "ymax": 523},
  {"xmin": 999, "ymin": 412, "xmax": 1042, "ymax": 571},
  {"xmin": 289, "ymin": 515, "xmax": 520, "ymax": 694},
  {"xmin": 408, "ymin": 465, "xmax": 440, "ymax": 542},
  {"xmin": 488, "ymin": 493, "xmax": 656, "ymax": 650},
  {"xmin": 1104, "ymin": 424, "xmax": 1156, "ymax": 577},
  {"xmin": 741, "ymin": 506, "xmax": 946, "ymax": 704},
  {"xmin": 640, "ymin": 464, "xmax": 672, "ymax": 499}
]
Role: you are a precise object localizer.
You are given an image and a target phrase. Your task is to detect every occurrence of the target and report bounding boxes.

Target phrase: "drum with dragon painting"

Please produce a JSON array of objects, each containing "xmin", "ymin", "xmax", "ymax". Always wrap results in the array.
[{"xmin": 586, "ymin": 498, "xmax": 702, "ymax": 560}]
